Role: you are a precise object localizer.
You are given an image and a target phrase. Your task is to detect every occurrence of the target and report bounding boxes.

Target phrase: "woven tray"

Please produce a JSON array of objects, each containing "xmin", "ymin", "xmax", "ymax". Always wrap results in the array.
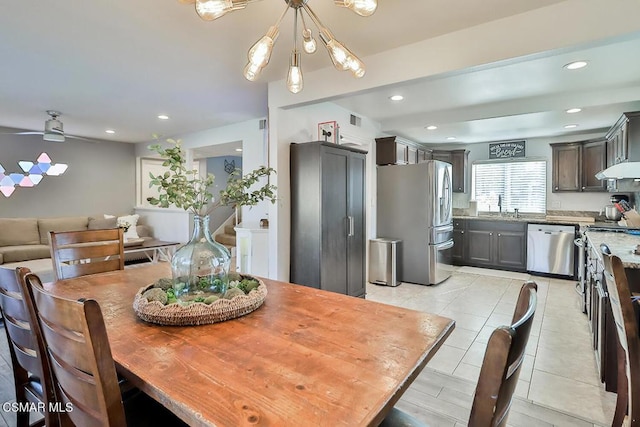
[{"xmin": 133, "ymin": 276, "xmax": 267, "ymax": 326}]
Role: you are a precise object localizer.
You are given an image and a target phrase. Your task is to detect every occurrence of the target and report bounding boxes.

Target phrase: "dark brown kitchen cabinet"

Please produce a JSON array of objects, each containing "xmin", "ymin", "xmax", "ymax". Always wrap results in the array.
[
  {"xmin": 451, "ymin": 150, "xmax": 469, "ymax": 193},
  {"xmin": 407, "ymin": 146, "xmax": 417, "ymax": 164},
  {"xmin": 584, "ymin": 237, "xmax": 618, "ymax": 392},
  {"xmin": 417, "ymin": 149, "xmax": 432, "ymax": 163},
  {"xmin": 431, "ymin": 150, "xmax": 452, "ymax": 163},
  {"xmin": 290, "ymin": 142, "xmax": 367, "ymax": 297},
  {"xmin": 432, "ymin": 149, "xmax": 469, "ymax": 193},
  {"xmin": 465, "ymin": 220, "xmax": 527, "ymax": 271},
  {"xmin": 581, "ymin": 139, "xmax": 607, "ymax": 191},
  {"xmin": 606, "ymin": 113, "xmax": 629, "ymax": 167},
  {"xmin": 551, "ymin": 139, "xmax": 606, "ymax": 192},
  {"xmin": 605, "ymin": 111, "xmax": 640, "ymax": 167},
  {"xmin": 375, "ymin": 136, "xmax": 407, "ymax": 165},
  {"xmin": 452, "ymin": 219, "xmax": 466, "ymax": 265},
  {"xmin": 551, "ymin": 143, "xmax": 581, "ymax": 192}
]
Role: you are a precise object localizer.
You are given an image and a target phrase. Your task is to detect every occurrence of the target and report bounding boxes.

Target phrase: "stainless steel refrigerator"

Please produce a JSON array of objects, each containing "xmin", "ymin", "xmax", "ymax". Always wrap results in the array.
[{"xmin": 377, "ymin": 161, "xmax": 453, "ymax": 285}]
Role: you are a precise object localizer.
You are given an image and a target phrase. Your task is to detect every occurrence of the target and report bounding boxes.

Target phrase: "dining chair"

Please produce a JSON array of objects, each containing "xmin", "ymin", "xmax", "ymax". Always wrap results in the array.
[
  {"xmin": 601, "ymin": 252, "xmax": 640, "ymax": 427},
  {"xmin": 49, "ymin": 228, "xmax": 125, "ymax": 281},
  {"xmin": 380, "ymin": 281, "xmax": 538, "ymax": 427},
  {"xmin": 0, "ymin": 267, "xmax": 59, "ymax": 427},
  {"xmin": 20, "ymin": 271, "xmax": 187, "ymax": 427}
]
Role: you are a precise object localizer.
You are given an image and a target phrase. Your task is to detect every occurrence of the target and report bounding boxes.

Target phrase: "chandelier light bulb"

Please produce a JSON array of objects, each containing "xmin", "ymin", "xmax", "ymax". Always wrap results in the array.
[
  {"xmin": 302, "ymin": 29, "xmax": 317, "ymax": 54},
  {"xmin": 287, "ymin": 52, "xmax": 304, "ymax": 93},
  {"xmin": 320, "ymin": 33, "xmax": 356, "ymax": 72},
  {"xmin": 348, "ymin": 55, "xmax": 365, "ymax": 78},
  {"xmin": 243, "ymin": 62, "xmax": 263, "ymax": 81},
  {"xmin": 335, "ymin": 0, "xmax": 377, "ymax": 17},
  {"xmin": 245, "ymin": 26, "xmax": 279, "ymax": 71},
  {"xmin": 195, "ymin": 0, "xmax": 233, "ymax": 20}
]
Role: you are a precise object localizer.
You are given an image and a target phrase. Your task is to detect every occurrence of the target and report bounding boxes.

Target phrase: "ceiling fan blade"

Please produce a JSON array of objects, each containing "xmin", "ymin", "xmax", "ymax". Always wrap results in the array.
[
  {"xmin": 0, "ymin": 131, "xmax": 44, "ymax": 135},
  {"xmin": 65, "ymin": 134, "xmax": 101, "ymax": 143}
]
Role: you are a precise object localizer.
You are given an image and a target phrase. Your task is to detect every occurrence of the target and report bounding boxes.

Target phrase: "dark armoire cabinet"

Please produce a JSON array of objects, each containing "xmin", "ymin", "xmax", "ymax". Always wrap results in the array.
[{"xmin": 290, "ymin": 142, "xmax": 367, "ymax": 297}]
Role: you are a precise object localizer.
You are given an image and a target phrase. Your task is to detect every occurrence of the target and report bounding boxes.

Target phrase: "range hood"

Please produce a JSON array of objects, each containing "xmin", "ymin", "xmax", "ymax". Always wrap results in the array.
[{"xmin": 595, "ymin": 162, "xmax": 640, "ymax": 180}]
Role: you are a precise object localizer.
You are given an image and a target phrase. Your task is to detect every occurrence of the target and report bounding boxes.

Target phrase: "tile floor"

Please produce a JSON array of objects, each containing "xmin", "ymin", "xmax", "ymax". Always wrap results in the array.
[
  {"xmin": 0, "ymin": 266, "xmax": 618, "ymax": 426},
  {"xmin": 366, "ymin": 266, "xmax": 617, "ymax": 426}
]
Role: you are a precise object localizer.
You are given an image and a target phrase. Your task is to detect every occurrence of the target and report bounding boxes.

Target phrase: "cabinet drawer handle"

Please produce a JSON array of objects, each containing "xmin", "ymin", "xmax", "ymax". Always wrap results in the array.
[
  {"xmin": 489, "ymin": 232, "xmax": 493, "ymax": 236},
  {"xmin": 461, "ymin": 231, "xmax": 464, "ymax": 234},
  {"xmin": 498, "ymin": 233, "xmax": 501, "ymax": 237},
  {"xmin": 555, "ymin": 186, "xmax": 559, "ymax": 190},
  {"xmin": 582, "ymin": 186, "xmax": 585, "ymax": 190}
]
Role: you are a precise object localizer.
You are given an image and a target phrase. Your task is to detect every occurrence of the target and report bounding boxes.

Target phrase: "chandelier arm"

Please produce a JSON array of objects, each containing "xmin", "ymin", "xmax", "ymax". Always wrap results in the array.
[
  {"xmin": 273, "ymin": 1, "xmax": 292, "ymax": 29},
  {"xmin": 301, "ymin": 3, "xmax": 332, "ymax": 39},
  {"xmin": 292, "ymin": 7, "xmax": 298, "ymax": 50}
]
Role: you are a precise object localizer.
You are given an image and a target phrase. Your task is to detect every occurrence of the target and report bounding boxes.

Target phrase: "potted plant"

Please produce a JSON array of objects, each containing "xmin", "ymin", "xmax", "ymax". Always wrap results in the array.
[{"xmin": 146, "ymin": 138, "xmax": 276, "ymax": 301}]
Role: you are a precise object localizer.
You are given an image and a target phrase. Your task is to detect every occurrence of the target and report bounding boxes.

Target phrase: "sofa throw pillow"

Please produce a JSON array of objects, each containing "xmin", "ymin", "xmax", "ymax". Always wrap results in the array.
[
  {"xmin": 88, "ymin": 217, "xmax": 118, "ymax": 230},
  {"xmin": 116, "ymin": 214, "xmax": 140, "ymax": 240}
]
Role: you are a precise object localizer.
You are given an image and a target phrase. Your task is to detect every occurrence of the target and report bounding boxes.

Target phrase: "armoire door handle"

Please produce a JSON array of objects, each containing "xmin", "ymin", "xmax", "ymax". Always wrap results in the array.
[{"xmin": 348, "ymin": 216, "xmax": 354, "ymax": 237}]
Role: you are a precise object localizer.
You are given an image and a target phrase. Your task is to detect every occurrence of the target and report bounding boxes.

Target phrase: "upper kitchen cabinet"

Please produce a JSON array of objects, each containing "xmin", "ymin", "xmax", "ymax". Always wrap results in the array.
[
  {"xmin": 375, "ymin": 136, "xmax": 430, "ymax": 166},
  {"xmin": 606, "ymin": 111, "xmax": 640, "ymax": 167},
  {"xmin": 432, "ymin": 149, "xmax": 469, "ymax": 193},
  {"xmin": 551, "ymin": 139, "xmax": 606, "ymax": 192},
  {"xmin": 376, "ymin": 136, "xmax": 407, "ymax": 165}
]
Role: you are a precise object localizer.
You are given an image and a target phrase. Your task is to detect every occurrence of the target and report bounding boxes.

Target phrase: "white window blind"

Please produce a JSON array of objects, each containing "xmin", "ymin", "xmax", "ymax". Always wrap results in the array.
[{"xmin": 471, "ymin": 160, "xmax": 546, "ymax": 214}]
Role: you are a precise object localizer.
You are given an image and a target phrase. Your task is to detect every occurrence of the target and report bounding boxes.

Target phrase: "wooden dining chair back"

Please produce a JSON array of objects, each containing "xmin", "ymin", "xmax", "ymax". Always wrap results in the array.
[
  {"xmin": 468, "ymin": 281, "xmax": 538, "ymax": 426},
  {"xmin": 602, "ymin": 253, "xmax": 640, "ymax": 427},
  {"xmin": 21, "ymin": 271, "xmax": 127, "ymax": 427},
  {"xmin": 49, "ymin": 228, "xmax": 124, "ymax": 281},
  {"xmin": 380, "ymin": 281, "xmax": 538, "ymax": 427},
  {"xmin": 0, "ymin": 267, "xmax": 59, "ymax": 427}
]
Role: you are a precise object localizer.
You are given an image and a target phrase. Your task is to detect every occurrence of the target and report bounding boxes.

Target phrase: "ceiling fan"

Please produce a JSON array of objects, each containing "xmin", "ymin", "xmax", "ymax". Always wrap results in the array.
[{"xmin": 1, "ymin": 110, "xmax": 99, "ymax": 143}]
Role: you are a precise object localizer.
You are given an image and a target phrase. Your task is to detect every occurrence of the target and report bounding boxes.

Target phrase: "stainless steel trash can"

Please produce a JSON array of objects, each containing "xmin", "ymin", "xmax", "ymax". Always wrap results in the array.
[{"xmin": 369, "ymin": 238, "xmax": 401, "ymax": 286}]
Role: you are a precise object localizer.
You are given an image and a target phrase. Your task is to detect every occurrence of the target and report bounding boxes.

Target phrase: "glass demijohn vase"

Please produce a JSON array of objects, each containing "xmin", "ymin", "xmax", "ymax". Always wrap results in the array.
[{"xmin": 171, "ymin": 215, "xmax": 231, "ymax": 301}]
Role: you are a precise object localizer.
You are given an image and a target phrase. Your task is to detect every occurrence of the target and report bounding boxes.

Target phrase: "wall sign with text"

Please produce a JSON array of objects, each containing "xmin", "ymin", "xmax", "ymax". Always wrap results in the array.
[{"xmin": 489, "ymin": 141, "xmax": 526, "ymax": 159}]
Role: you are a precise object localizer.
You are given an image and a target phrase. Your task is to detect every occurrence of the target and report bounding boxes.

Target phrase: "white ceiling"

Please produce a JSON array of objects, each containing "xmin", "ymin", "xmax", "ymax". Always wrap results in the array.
[{"xmin": 1, "ymin": 0, "xmax": 639, "ymax": 146}]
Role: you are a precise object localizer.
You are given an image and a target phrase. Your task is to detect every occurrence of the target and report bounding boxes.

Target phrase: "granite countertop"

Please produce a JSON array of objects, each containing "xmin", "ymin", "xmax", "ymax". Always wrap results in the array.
[
  {"xmin": 585, "ymin": 231, "xmax": 640, "ymax": 269},
  {"xmin": 452, "ymin": 214, "xmax": 594, "ymax": 226}
]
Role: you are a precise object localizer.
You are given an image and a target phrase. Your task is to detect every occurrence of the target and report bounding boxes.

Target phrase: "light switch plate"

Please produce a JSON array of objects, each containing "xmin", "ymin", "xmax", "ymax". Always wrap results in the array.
[{"xmin": 318, "ymin": 121, "xmax": 337, "ymax": 144}]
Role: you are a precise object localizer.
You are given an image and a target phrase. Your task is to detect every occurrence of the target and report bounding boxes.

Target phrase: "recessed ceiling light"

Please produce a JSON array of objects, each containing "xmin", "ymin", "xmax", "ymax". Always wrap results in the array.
[
  {"xmin": 105, "ymin": 129, "xmax": 115, "ymax": 134},
  {"xmin": 446, "ymin": 136, "xmax": 456, "ymax": 140},
  {"xmin": 566, "ymin": 108, "xmax": 582, "ymax": 114},
  {"xmin": 564, "ymin": 124, "xmax": 578, "ymax": 129},
  {"xmin": 235, "ymin": 148, "xmax": 243, "ymax": 152},
  {"xmin": 426, "ymin": 125, "xmax": 438, "ymax": 130},
  {"xmin": 389, "ymin": 95, "xmax": 404, "ymax": 101},
  {"xmin": 158, "ymin": 114, "xmax": 170, "ymax": 120},
  {"xmin": 564, "ymin": 61, "xmax": 588, "ymax": 70}
]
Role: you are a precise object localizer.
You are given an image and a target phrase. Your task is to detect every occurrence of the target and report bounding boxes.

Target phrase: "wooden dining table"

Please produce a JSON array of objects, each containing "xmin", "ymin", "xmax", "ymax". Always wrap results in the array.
[{"xmin": 45, "ymin": 263, "xmax": 455, "ymax": 427}]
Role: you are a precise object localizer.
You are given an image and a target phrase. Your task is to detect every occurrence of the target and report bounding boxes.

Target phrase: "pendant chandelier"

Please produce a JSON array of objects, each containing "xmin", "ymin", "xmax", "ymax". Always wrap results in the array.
[{"xmin": 181, "ymin": 0, "xmax": 377, "ymax": 93}]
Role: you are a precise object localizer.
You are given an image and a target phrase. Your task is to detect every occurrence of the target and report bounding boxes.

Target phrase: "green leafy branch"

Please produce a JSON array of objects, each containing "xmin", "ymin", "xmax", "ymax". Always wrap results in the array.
[
  {"xmin": 219, "ymin": 166, "xmax": 277, "ymax": 208},
  {"xmin": 146, "ymin": 138, "xmax": 277, "ymax": 216}
]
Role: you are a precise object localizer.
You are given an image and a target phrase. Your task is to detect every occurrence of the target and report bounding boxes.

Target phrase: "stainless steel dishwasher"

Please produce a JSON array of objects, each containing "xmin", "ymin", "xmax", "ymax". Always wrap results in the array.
[{"xmin": 527, "ymin": 223, "xmax": 576, "ymax": 276}]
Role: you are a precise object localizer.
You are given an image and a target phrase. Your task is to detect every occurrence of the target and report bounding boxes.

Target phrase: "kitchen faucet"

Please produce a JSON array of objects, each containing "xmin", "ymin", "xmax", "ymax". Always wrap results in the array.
[{"xmin": 498, "ymin": 194, "xmax": 503, "ymax": 215}]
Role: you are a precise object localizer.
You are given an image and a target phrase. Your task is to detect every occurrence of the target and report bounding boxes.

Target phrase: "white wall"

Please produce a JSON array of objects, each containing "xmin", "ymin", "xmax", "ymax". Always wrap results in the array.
[
  {"xmin": 268, "ymin": 102, "xmax": 382, "ymax": 281},
  {"xmin": 134, "ymin": 118, "xmax": 269, "ymax": 243},
  {"xmin": 0, "ymin": 132, "xmax": 135, "ymax": 218}
]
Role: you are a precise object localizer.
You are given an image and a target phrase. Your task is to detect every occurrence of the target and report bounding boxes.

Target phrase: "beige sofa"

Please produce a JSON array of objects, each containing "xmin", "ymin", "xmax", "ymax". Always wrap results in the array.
[{"xmin": 0, "ymin": 216, "xmax": 154, "ymax": 265}]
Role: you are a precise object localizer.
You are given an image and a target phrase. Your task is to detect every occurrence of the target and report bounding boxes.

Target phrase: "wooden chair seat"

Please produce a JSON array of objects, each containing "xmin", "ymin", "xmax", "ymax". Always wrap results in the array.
[{"xmin": 380, "ymin": 281, "xmax": 538, "ymax": 427}]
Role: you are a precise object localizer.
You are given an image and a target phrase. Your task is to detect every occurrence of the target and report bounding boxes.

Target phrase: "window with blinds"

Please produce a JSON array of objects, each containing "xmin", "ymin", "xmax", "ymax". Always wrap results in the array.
[{"xmin": 471, "ymin": 160, "xmax": 546, "ymax": 214}]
